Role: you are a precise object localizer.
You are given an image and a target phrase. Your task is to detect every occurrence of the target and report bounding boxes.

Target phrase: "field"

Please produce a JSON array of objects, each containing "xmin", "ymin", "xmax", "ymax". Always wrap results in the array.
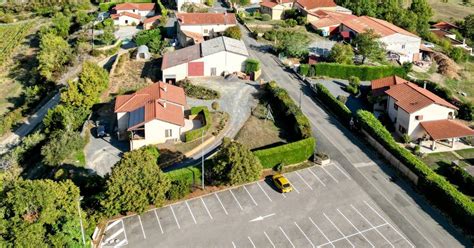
[
  {"xmin": 0, "ymin": 22, "xmax": 34, "ymax": 64},
  {"xmin": 428, "ymin": 0, "xmax": 474, "ymax": 20}
]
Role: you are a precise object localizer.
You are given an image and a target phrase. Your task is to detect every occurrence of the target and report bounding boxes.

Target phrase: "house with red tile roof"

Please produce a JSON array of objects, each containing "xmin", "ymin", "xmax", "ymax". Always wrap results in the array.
[
  {"xmin": 370, "ymin": 75, "xmax": 410, "ymax": 111},
  {"xmin": 294, "ymin": 0, "xmax": 351, "ymax": 22},
  {"xmin": 114, "ymin": 82, "xmax": 187, "ymax": 150},
  {"xmin": 111, "ymin": 2, "xmax": 157, "ymax": 26},
  {"xmin": 259, "ymin": 0, "xmax": 294, "ymax": 20},
  {"xmin": 309, "ymin": 10, "xmax": 355, "ymax": 36},
  {"xmin": 176, "ymin": 12, "xmax": 237, "ymax": 47}
]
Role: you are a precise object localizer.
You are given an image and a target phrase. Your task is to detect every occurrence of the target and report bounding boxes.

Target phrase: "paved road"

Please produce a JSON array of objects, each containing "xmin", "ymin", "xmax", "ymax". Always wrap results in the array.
[
  {"xmin": 102, "ymin": 162, "xmax": 416, "ymax": 248},
  {"xmin": 239, "ymin": 24, "xmax": 470, "ymax": 247}
]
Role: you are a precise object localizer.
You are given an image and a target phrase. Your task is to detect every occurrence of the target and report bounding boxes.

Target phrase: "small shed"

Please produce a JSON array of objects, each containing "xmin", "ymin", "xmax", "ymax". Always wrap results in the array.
[{"xmin": 136, "ymin": 45, "xmax": 151, "ymax": 60}]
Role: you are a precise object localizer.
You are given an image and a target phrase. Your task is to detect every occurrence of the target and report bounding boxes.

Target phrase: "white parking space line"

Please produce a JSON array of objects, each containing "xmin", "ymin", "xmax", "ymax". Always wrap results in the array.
[
  {"xmin": 105, "ymin": 219, "xmax": 122, "ymax": 231},
  {"xmin": 215, "ymin": 193, "xmax": 229, "ymax": 215},
  {"xmin": 122, "ymin": 220, "xmax": 128, "ymax": 244},
  {"xmin": 309, "ymin": 217, "xmax": 334, "ymax": 248},
  {"xmin": 264, "ymin": 231, "xmax": 276, "ymax": 248},
  {"xmin": 279, "ymin": 226, "xmax": 296, "ymax": 248},
  {"xmin": 244, "ymin": 185, "xmax": 258, "ymax": 206},
  {"xmin": 248, "ymin": 236, "xmax": 256, "ymax": 248},
  {"xmin": 257, "ymin": 181, "xmax": 273, "ymax": 202},
  {"xmin": 296, "ymin": 171, "xmax": 313, "ymax": 190},
  {"xmin": 337, "ymin": 209, "xmax": 374, "ymax": 247},
  {"xmin": 323, "ymin": 213, "xmax": 354, "ymax": 247},
  {"xmin": 170, "ymin": 205, "xmax": 181, "ymax": 229},
  {"xmin": 103, "ymin": 224, "xmax": 125, "ymax": 244},
  {"xmin": 295, "ymin": 222, "xmax": 315, "ymax": 248},
  {"xmin": 185, "ymin": 201, "xmax": 197, "ymax": 224},
  {"xmin": 200, "ymin": 197, "xmax": 213, "ymax": 219},
  {"xmin": 307, "ymin": 167, "xmax": 326, "ymax": 187},
  {"xmin": 321, "ymin": 166, "xmax": 339, "ymax": 183},
  {"xmin": 317, "ymin": 223, "xmax": 389, "ymax": 247},
  {"xmin": 232, "ymin": 241, "xmax": 237, "ymax": 248},
  {"xmin": 332, "ymin": 163, "xmax": 352, "ymax": 180},
  {"xmin": 137, "ymin": 215, "xmax": 147, "ymax": 239},
  {"xmin": 153, "ymin": 209, "xmax": 164, "ymax": 234},
  {"xmin": 286, "ymin": 177, "xmax": 300, "ymax": 194},
  {"xmin": 363, "ymin": 201, "xmax": 415, "ymax": 248},
  {"xmin": 350, "ymin": 204, "xmax": 394, "ymax": 248},
  {"xmin": 230, "ymin": 189, "xmax": 244, "ymax": 210}
]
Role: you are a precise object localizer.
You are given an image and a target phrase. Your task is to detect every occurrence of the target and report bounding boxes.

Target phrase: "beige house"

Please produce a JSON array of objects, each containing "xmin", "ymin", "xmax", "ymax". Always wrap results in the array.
[
  {"xmin": 162, "ymin": 36, "xmax": 248, "ymax": 83},
  {"xmin": 260, "ymin": 0, "xmax": 294, "ymax": 20},
  {"xmin": 111, "ymin": 3, "xmax": 161, "ymax": 27},
  {"xmin": 294, "ymin": 0, "xmax": 351, "ymax": 22},
  {"xmin": 176, "ymin": 12, "xmax": 237, "ymax": 47},
  {"xmin": 114, "ymin": 82, "xmax": 187, "ymax": 150}
]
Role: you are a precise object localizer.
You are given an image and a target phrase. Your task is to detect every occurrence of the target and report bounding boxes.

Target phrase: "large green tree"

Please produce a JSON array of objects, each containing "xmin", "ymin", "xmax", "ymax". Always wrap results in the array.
[
  {"xmin": 41, "ymin": 130, "xmax": 84, "ymax": 166},
  {"xmin": 38, "ymin": 33, "xmax": 73, "ymax": 80},
  {"xmin": 409, "ymin": 0, "xmax": 433, "ymax": 36},
  {"xmin": 0, "ymin": 179, "xmax": 84, "ymax": 247},
  {"xmin": 462, "ymin": 14, "xmax": 474, "ymax": 40},
  {"xmin": 102, "ymin": 146, "xmax": 170, "ymax": 215},
  {"xmin": 207, "ymin": 138, "xmax": 262, "ymax": 185},
  {"xmin": 275, "ymin": 31, "xmax": 310, "ymax": 58},
  {"xmin": 353, "ymin": 29, "xmax": 386, "ymax": 64},
  {"xmin": 133, "ymin": 29, "xmax": 163, "ymax": 53},
  {"xmin": 51, "ymin": 12, "xmax": 71, "ymax": 38},
  {"xmin": 328, "ymin": 43, "xmax": 354, "ymax": 64}
]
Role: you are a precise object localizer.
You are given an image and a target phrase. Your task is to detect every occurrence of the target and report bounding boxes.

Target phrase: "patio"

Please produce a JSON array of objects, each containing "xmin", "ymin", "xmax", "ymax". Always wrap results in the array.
[{"xmin": 417, "ymin": 139, "xmax": 474, "ymax": 154}]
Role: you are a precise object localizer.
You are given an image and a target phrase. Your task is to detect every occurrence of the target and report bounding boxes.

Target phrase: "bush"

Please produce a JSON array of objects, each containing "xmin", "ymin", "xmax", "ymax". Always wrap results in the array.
[
  {"xmin": 401, "ymin": 134, "xmax": 411, "ymax": 144},
  {"xmin": 99, "ymin": 2, "xmax": 115, "ymax": 12},
  {"xmin": 41, "ymin": 130, "xmax": 85, "ymax": 166},
  {"xmin": 245, "ymin": 58, "xmax": 260, "ymax": 74},
  {"xmin": 253, "ymin": 137, "xmax": 316, "ymax": 169},
  {"xmin": 224, "ymin": 26, "xmax": 242, "ymax": 40},
  {"xmin": 211, "ymin": 101, "xmax": 220, "ymax": 111},
  {"xmin": 447, "ymin": 165, "xmax": 474, "ymax": 195},
  {"xmin": 284, "ymin": 19, "xmax": 297, "ymax": 27},
  {"xmin": 91, "ymin": 40, "xmax": 122, "ymax": 57},
  {"xmin": 0, "ymin": 109, "xmax": 23, "ymax": 136},
  {"xmin": 312, "ymin": 63, "xmax": 406, "ymax": 81},
  {"xmin": 346, "ymin": 76, "xmax": 360, "ymax": 94},
  {"xmin": 176, "ymin": 79, "xmax": 220, "ymax": 100},
  {"xmin": 298, "ymin": 64, "xmax": 309, "ymax": 76},
  {"xmin": 261, "ymin": 14, "xmax": 271, "ymax": 21},
  {"xmin": 312, "ymin": 83, "xmax": 352, "ymax": 123},
  {"xmin": 356, "ymin": 110, "xmax": 474, "ymax": 234},
  {"xmin": 166, "ymin": 179, "xmax": 191, "ymax": 200},
  {"xmin": 185, "ymin": 106, "xmax": 212, "ymax": 142},
  {"xmin": 166, "ymin": 165, "xmax": 202, "ymax": 186}
]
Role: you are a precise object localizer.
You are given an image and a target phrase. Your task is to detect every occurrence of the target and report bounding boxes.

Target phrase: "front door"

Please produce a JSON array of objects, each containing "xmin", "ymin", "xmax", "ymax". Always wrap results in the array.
[{"xmin": 211, "ymin": 67, "xmax": 217, "ymax": 76}]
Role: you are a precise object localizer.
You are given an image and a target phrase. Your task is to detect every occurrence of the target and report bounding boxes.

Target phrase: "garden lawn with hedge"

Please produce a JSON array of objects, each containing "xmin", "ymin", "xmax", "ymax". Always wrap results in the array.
[
  {"xmin": 185, "ymin": 106, "xmax": 212, "ymax": 142},
  {"xmin": 253, "ymin": 137, "xmax": 315, "ymax": 169},
  {"xmin": 310, "ymin": 63, "xmax": 407, "ymax": 81},
  {"xmin": 166, "ymin": 165, "xmax": 202, "ymax": 186},
  {"xmin": 176, "ymin": 79, "xmax": 220, "ymax": 100}
]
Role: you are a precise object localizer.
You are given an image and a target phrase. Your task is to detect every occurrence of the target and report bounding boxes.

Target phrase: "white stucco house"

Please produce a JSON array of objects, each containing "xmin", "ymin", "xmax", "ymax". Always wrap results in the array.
[
  {"xmin": 161, "ymin": 36, "xmax": 249, "ymax": 83},
  {"xmin": 114, "ymin": 82, "xmax": 187, "ymax": 150},
  {"xmin": 294, "ymin": 0, "xmax": 352, "ymax": 22},
  {"xmin": 176, "ymin": 12, "xmax": 237, "ymax": 47},
  {"xmin": 111, "ymin": 3, "xmax": 158, "ymax": 26},
  {"xmin": 260, "ymin": 0, "xmax": 294, "ymax": 20}
]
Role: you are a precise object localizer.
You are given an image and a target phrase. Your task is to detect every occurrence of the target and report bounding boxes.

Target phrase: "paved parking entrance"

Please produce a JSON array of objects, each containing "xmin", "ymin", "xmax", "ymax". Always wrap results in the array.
[{"xmin": 100, "ymin": 163, "xmax": 414, "ymax": 248}]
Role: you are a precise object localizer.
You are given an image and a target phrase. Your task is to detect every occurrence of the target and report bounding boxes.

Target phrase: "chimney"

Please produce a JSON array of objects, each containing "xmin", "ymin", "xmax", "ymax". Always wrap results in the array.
[{"xmin": 423, "ymin": 82, "xmax": 427, "ymax": 89}]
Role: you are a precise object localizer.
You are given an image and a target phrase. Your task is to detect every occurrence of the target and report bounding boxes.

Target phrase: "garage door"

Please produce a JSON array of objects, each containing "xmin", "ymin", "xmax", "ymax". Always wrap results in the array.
[{"xmin": 188, "ymin": 62, "xmax": 204, "ymax": 77}]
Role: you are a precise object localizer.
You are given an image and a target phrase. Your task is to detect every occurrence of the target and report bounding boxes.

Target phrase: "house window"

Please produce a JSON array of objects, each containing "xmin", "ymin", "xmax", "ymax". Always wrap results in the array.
[
  {"xmin": 211, "ymin": 67, "xmax": 217, "ymax": 76},
  {"xmin": 394, "ymin": 104, "xmax": 398, "ymax": 110},
  {"xmin": 402, "ymin": 44, "xmax": 406, "ymax": 49},
  {"xmin": 125, "ymin": 20, "xmax": 129, "ymax": 24},
  {"xmin": 415, "ymin": 115, "xmax": 423, "ymax": 120},
  {"xmin": 448, "ymin": 112, "xmax": 454, "ymax": 119},
  {"xmin": 165, "ymin": 129, "xmax": 173, "ymax": 138},
  {"xmin": 398, "ymin": 125, "xmax": 407, "ymax": 134},
  {"xmin": 204, "ymin": 29, "xmax": 209, "ymax": 34}
]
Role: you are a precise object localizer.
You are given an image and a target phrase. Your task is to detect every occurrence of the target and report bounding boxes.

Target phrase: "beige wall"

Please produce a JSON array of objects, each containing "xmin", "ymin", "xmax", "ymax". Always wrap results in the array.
[
  {"xmin": 116, "ymin": 112, "xmax": 129, "ymax": 132},
  {"xmin": 409, "ymin": 104, "xmax": 455, "ymax": 139},
  {"xmin": 380, "ymin": 34, "xmax": 421, "ymax": 63},
  {"xmin": 131, "ymin": 119, "xmax": 182, "ymax": 150},
  {"xmin": 179, "ymin": 23, "xmax": 236, "ymax": 38},
  {"xmin": 113, "ymin": 15, "xmax": 140, "ymax": 26},
  {"xmin": 116, "ymin": 9, "xmax": 155, "ymax": 17}
]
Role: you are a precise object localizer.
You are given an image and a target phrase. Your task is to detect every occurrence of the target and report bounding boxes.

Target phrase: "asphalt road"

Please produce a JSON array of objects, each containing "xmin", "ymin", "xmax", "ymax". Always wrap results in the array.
[
  {"xmin": 102, "ymin": 162, "xmax": 416, "ymax": 248},
  {"xmin": 239, "ymin": 24, "xmax": 470, "ymax": 247}
]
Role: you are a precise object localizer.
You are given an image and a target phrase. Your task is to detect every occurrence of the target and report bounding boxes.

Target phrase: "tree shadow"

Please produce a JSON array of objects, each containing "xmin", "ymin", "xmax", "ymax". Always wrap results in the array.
[{"xmin": 141, "ymin": 58, "xmax": 162, "ymax": 82}]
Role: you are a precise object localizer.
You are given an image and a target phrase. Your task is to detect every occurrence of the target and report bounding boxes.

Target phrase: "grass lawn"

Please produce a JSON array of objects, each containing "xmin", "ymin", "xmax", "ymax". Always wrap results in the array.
[
  {"xmin": 427, "ymin": 0, "xmax": 474, "ymax": 20},
  {"xmin": 454, "ymin": 148, "xmax": 474, "ymax": 164},
  {"xmin": 443, "ymin": 61, "xmax": 474, "ymax": 103},
  {"xmin": 422, "ymin": 149, "xmax": 474, "ymax": 170}
]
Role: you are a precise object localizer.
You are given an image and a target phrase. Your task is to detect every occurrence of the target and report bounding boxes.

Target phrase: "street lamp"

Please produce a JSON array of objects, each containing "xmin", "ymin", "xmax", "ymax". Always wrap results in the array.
[
  {"xmin": 77, "ymin": 196, "xmax": 86, "ymax": 246},
  {"xmin": 201, "ymin": 129, "xmax": 205, "ymax": 190}
]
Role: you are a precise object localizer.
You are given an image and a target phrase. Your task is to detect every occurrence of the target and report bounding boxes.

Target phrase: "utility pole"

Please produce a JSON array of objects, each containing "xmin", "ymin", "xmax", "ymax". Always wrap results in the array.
[
  {"xmin": 77, "ymin": 196, "xmax": 86, "ymax": 246},
  {"xmin": 201, "ymin": 129, "xmax": 205, "ymax": 190}
]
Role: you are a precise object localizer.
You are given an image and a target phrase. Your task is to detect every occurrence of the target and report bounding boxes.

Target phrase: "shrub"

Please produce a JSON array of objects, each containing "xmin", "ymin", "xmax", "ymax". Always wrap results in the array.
[
  {"xmin": 298, "ymin": 64, "xmax": 309, "ymax": 76},
  {"xmin": 245, "ymin": 58, "xmax": 260, "ymax": 74},
  {"xmin": 296, "ymin": 16, "xmax": 307, "ymax": 25},
  {"xmin": 346, "ymin": 76, "xmax": 360, "ymax": 94},
  {"xmin": 0, "ymin": 109, "xmax": 23, "ymax": 136},
  {"xmin": 176, "ymin": 79, "xmax": 220, "ymax": 100},
  {"xmin": 284, "ymin": 19, "xmax": 297, "ymax": 27},
  {"xmin": 312, "ymin": 63, "xmax": 406, "ymax": 81},
  {"xmin": 447, "ymin": 165, "xmax": 474, "ymax": 195},
  {"xmin": 166, "ymin": 179, "xmax": 191, "ymax": 200},
  {"xmin": 401, "ymin": 134, "xmax": 411, "ymax": 144},
  {"xmin": 166, "ymin": 165, "xmax": 202, "ymax": 186},
  {"xmin": 185, "ymin": 106, "xmax": 212, "ymax": 142},
  {"xmin": 253, "ymin": 137, "xmax": 316, "ymax": 168},
  {"xmin": 224, "ymin": 26, "xmax": 242, "ymax": 40},
  {"xmin": 261, "ymin": 14, "xmax": 271, "ymax": 21},
  {"xmin": 312, "ymin": 83, "xmax": 352, "ymax": 123},
  {"xmin": 337, "ymin": 95, "xmax": 347, "ymax": 104},
  {"xmin": 41, "ymin": 130, "xmax": 85, "ymax": 166},
  {"xmin": 211, "ymin": 101, "xmax": 220, "ymax": 111}
]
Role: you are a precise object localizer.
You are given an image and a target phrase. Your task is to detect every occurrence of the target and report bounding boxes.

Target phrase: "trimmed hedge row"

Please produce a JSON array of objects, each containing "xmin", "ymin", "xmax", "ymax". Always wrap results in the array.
[
  {"xmin": 166, "ymin": 165, "xmax": 202, "ymax": 186},
  {"xmin": 356, "ymin": 110, "xmax": 474, "ymax": 233},
  {"xmin": 253, "ymin": 137, "xmax": 316, "ymax": 169},
  {"xmin": 311, "ymin": 63, "xmax": 406, "ymax": 81},
  {"xmin": 266, "ymin": 81, "xmax": 312, "ymax": 139},
  {"xmin": 447, "ymin": 165, "xmax": 474, "ymax": 196},
  {"xmin": 185, "ymin": 106, "xmax": 211, "ymax": 142},
  {"xmin": 312, "ymin": 83, "xmax": 352, "ymax": 123}
]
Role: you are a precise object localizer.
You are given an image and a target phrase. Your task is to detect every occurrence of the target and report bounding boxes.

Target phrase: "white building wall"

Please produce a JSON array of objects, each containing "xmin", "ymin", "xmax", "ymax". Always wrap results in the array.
[
  {"xmin": 116, "ymin": 112, "xmax": 129, "ymax": 132},
  {"xmin": 180, "ymin": 23, "xmax": 237, "ymax": 37},
  {"xmin": 380, "ymin": 34, "xmax": 421, "ymax": 63},
  {"xmin": 131, "ymin": 119, "xmax": 182, "ymax": 150},
  {"xmin": 116, "ymin": 9, "xmax": 155, "ymax": 17},
  {"xmin": 113, "ymin": 15, "xmax": 141, "ymax": 26},
  {"xmin": 163, "ymin": 63, "xmax": 188, "ymax": 82},
  {"xmin": 408, "ymin": 104, "xmax": 455, "ymax": 139}
]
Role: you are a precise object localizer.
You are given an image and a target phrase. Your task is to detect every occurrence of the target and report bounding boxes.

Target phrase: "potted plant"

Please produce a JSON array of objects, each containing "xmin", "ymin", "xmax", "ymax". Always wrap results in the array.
[{"xmin": 314, "ymin": 152, "xmax": 330, "ymax": 165}]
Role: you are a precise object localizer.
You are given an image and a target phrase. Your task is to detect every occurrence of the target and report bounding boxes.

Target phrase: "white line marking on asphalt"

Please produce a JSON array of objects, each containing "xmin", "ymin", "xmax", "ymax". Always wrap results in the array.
[
  {"xmin": 332, "ymin": 163, "xmax": 352, "ymax": 180},
  {"xmin": 105, "ymin": 219, "xmax": 121, "ymax": 231},
  {"xmin": 232, "ymin": 241, "xmax": 237, "ymax": 248},
  {"xmin": 296, "ymin": 171, "xmax": 313, "ymax": 190},
  {"xmin": 307, "ymin": 167, "xmax": 326, "ymax": 187},
  {"xmin": 264, "ymin": 231, "xmax": 276, "ymax": 248},
  {"xmin": 244, "ymin": 185, "xmax": 258, "ymax": 206},
  {"xmin": 295, "ymin": 222, "xmax": 315, "ymax": 248},
  {"xmin": 230, "ymin": 189, "xmax": 244, "ymax": 210},
  {"xmin": 186, "ymin": 201, "xmax": 197, "ymax": 224},
  {"xmin": 215, "ymin": 193, "xmax": 229, "ymax": 215},
  {"xmin": 279, "ymin": 226, "xmax": 296, "ymax": 248},
  {"xmin": 257, "ymin": 181, "xmax": 273, "ymax": 202},
  {"xmin": 137, "ymin": 215, "xmax": 147, "ymax": 239},
  {"xmin": 115, "ymin": 238, "xmax": 127, "ymax": 246},
  {"xmin": 364, "ymin": 201, "xmax": 415, "ymax": 248},
  {"xmin": 337, "ymin": 209, "xmax": 374, "ymax": 247},
  {"xmin": 200, "ymin": 197, "xmax": 213, "ymax": 219},
  {"xmin": 103, "ymin": 226, "xmax": 124, "ymax": 244},
  {"xmin": 286, "ymin": 177, "xmax": 300, "ymax": 194},
  {"xmin": 122, "ymin": 218, "xmax": 128, "ymax": 243},
  {"xmin": 309, "ymin": 217, "xmax": 334, "ymax": 248},
  {"xmin": 350, "ymin": 204, "xmax": 394, "ymax": 248},
  {"xmin": 323, "ymin": 213, "xmax": 354, "ymax": 247},
  {"xmin": 321, "ymin": 166, "xmax": 339, "ymax": 183},
  {"xmin": 170, "ymin": 205, "xmax": 181, "ymax": 229},
  {"xmin": 153, "ymin": 209, "xmax": 164, "ymax": 234},
  {"xmin": 317, "ymin": 223, "xmax": 389, "ymax": 247},
  {"xmin": 248, "ymin": 236, "xmax": 256, "ymax": 248}
]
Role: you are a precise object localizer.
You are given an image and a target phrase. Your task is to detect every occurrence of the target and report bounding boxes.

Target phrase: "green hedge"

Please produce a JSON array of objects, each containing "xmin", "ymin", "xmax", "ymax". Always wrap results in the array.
[
  {"xmin": 91, "ymin": 41, "xmax": 122, "ymax": 57},
  {"xmin": 245, "ymin": 58, "xmax": 260, "ymax": 74},
  {"xmin": 253, "ymin": 137, "xmax": 316, "ymax": 169},
  {"xmin": 166, "ymin": 165, "xmax": 202, "ymax": 186},
  {"xmin": 185, "ymin": 106, "xmax": 211, "ymax": 142},
  {"xmin": 312, "ymin": 83, "xmax": 352, "ymax": 123},
  {"xmin": 447, "ymin": 165, "xmax": 474, "ymax": 195},
  {"xmin": 356, "ymin": 110, "xmax": 474, "ymax": 233},
  {"xmin": 266, "ymin": 81, "xmax": 312, "ymax": 139},
  {"xmin": 299, "ymin": 64, "xmax": 309, "ymax": 76},
  {"xmin": 312, "ymin": 63, "xmax": 406, "ymax": 81}
]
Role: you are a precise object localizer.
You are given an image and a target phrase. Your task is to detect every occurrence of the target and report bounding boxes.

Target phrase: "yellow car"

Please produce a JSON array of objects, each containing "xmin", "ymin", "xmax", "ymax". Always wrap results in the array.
[{"xmin": 273, "ymin": 174, "xmax": 293, "ymax": 193}]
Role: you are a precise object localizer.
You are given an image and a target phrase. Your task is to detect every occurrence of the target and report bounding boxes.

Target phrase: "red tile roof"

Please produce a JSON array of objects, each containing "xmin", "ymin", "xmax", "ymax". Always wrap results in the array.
[
  {"xmin": 177, "ymin": 13, "xmax": 237, "ymax": 25},
  {"xmin": 432, "ymin": 21, "xmax": 459, "ymax": 30},
  {"xmin": 385, "ymin": 83, "xmax": 458, "ymax": 113},
  {"xmin": 310, "ymin": 10, "xmax": 356, "ymax": 28},
  {"xmin": 260, "ymin": 1, "xmax": 279, "ymax": 8},
  {"xmin": 113, "ymin": 3, "xmax": 156, "ymax": 11},
  {"xmin": 342, "ymin": 16, "xmax": 418, "ymax": 38},
  {"xmin": 111, "ymin": 11, "xmax": 142, "ymax": 20},
  {"xmin": 371, "ymin": 76, "xmax": 409, "ymax": 97},
  {"xmin": 296, "ymin": 0, "xmax": 336, "ymax": 10},
  {"xmin": 420, "ymin": 120, "xmax": 474, "ymax": 140},
  {"xmin": 143, "ymin": 15, "xmax": 161, "ymax": 24}
]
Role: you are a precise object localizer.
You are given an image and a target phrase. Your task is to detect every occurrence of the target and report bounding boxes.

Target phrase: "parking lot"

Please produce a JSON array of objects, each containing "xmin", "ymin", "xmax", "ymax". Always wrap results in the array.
[{"xmin": 101, "ymin": 163, "xmax": 415, "ymax": 248}]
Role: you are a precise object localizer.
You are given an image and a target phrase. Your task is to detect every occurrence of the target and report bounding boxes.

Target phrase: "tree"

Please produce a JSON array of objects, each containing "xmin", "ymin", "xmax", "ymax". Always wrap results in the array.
[
  {"xmin": 207, "ymin": 138, "xmax": 262, "ymax": 185},
  {"xmin": 353, "ymin": 29, "xmax": 386, "ymax": 64},
  {"xmin": 133, "ymin": 29, "xmax": 163, "ymax": 53},
  {"xmin": 462, "ymin": 14, "xmax": 474, "ymax": 40},
  {"xmin": 224, "ymin": 26, "xmax": 242, "ymax": 40},
  {"xmin": 51, "ymin": 12, "xmax": 71, "ymax": 38},
  {"xmin": 41, "ymin": 130, "xmax": 84, "ymax": 166},
  {"xmin": 98, "ymin": 27, "xmax": 115, "ymax": 45},
  {"xmin": 102, "ymin": 146, "xmax": 170, "ymax": 215},
  {"xmin": 0, "ymin": 179, "xmax": 83, "ymax": 247},
  {"xmin": 245, "ymin": 58, "xmax": 260, "ymax": 74},
  {"xmin": 328, "ymin": 43, "xmax": 354, "ymax": 64},
  {"xmin": 409, "ymin": 0, "xmax": 433, "ymax": 36},
  {"xmin": 346, "ymin": 76, "xmax": 361, "ymax": 94},
  {"xmin": 449, "ymin": 47, "xmax": 467, "ymax": 62},
  {"xmin": 38, "ymin": 33, "xmax": 73, "ymax": 80},
  {"xmin": 74, "ymin": 10, "xmax": 93, "ymax": 26},
  {"xmin": 275, "ymin": 31, "xmax": 310, "ymax": 58},
  {"xmin": 43, "ymin": 105, "xmax": 74, "ymax": 133}
]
